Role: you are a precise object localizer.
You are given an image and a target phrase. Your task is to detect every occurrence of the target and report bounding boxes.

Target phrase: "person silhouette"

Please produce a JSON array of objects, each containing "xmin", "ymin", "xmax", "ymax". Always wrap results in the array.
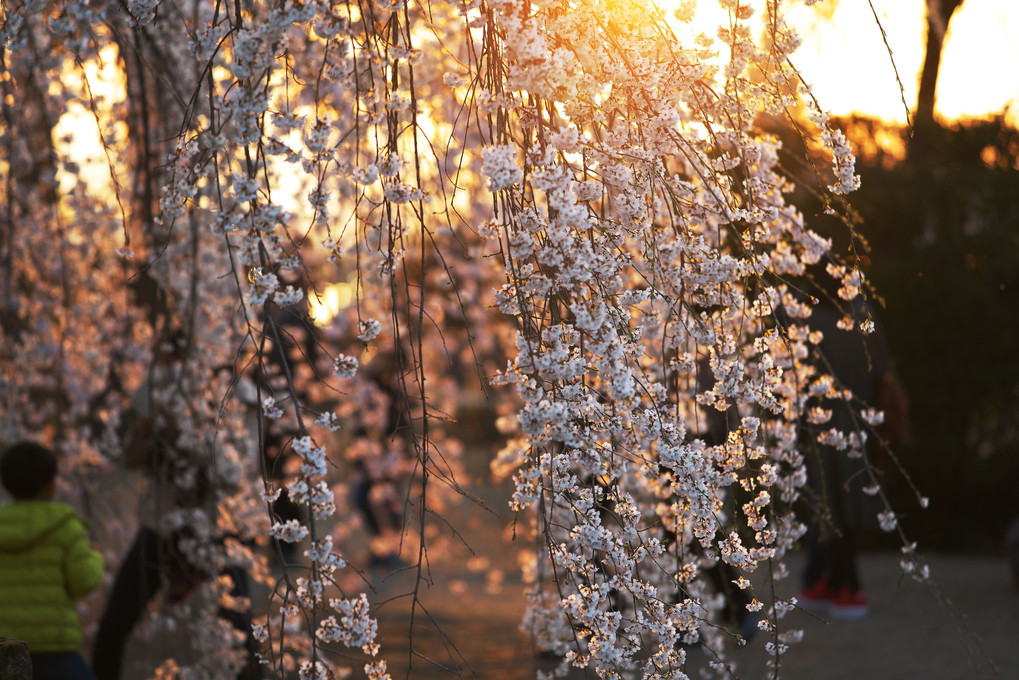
[{"xmin": 794, "ymin": 260, "xmax": 910, "ymax": 618}]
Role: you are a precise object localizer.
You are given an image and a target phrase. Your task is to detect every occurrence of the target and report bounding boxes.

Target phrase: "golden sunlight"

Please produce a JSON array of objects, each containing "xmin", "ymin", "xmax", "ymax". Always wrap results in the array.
[
  {"xmin": 658, "ymin": 0, "xmax": 731, "ymax": 38},
  {"xmin": 308, "ymin": 281, "xmax": 358, "ymax": 326},
  {"xmin": 56, "ymin": 45, "xmax": 126, "ymax": 196},
  {"xmin": 658, "ymin": 0, "xmax": 1019, "ymax": 125},
  {"xmin": 786, "ymin": 0, "xmax": 1019, "ymax": 124}
]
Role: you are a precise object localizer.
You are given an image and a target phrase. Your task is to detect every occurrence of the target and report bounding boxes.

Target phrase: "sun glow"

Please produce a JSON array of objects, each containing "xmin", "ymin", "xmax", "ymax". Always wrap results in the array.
[
  {"xmin": 55, "ymin": 45, "xmax": 127, "ymax": 196},
  {"xmin": 788, "ymin": 0, "xmax": 1019, "ymax": 125},
  {"xmin": 308, "ymin": 281, "xmax": 358, "ymax": 327},
  {"xmin": 659, "ymin": 0, "xmax": 734, "ymax": 39},
  {"xmin": 657, "ymin": 0, "xmax": 1019, "ymax": 125}
]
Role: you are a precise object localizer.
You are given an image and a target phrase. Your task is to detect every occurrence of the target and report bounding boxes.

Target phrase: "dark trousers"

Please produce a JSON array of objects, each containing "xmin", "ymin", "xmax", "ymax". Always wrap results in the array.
[
  {"xmin": 92, "ymin": 528, "xmax": 258, "ymax": 680},
  {"xmin": 802, "ymin": 439, "xmax": 863, "ymax": 594},
  {"xmin": 32, "ymin": 651, "xmax": 96, "ymax": 680},
  {"xmin": 92, "ymin": 528, "xmax": 165, "ymax": 680},
  {"xmin": 802, "ymin": 523, "xmax": 861, "ymax": 593}
]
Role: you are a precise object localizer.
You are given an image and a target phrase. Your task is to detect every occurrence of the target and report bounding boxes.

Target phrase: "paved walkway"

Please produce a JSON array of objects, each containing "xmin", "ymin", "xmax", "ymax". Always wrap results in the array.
[
  {"xmin": 717, "ymin": 550, "xmax": 1017, "ymax": 680},
  {"xmin": 369, "ymin": 483, "xmax": 1019, "ymax": 680},
  {"xmin": 109, "ymin": 479, "xmax": 1017, "ymax": 679}
]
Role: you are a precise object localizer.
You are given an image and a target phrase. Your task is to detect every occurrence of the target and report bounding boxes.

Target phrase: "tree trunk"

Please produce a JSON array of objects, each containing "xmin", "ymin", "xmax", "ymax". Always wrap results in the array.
[{"xmin": 910, "ymin": 0, "xmax": 965, "ymax": 160}]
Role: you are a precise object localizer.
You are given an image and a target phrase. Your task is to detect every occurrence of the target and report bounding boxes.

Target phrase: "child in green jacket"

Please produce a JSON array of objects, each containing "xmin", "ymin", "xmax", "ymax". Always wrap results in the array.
[{"xmin": 0, "ymin": 441, "xmax": 105, "ymax": 680}]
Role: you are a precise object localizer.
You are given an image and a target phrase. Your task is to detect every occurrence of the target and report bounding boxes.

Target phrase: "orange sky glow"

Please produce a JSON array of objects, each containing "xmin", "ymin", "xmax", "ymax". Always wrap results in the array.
[
  {"xmin": 786, "ymin": 0, "xmax": 1019, "ymax": 125},
  {"xmin": 666, "ymin": 0, "xmax": 1019, "ymax": 125},
  {"xmin": 59, "ymin": 0, "xmax": 1019, "ymax": 199}
]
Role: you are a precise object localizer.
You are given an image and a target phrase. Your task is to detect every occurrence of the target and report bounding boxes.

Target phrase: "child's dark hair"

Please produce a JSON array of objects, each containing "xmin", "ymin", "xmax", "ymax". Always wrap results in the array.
[{"xmin": 1, "ymin": 441, "xmax": 58, "ymax": 499}]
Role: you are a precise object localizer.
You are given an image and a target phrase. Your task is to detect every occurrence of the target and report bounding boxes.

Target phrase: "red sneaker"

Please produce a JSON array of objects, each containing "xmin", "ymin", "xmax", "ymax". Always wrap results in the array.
[
  {"xmin": 797, "ymin": 580, "xmax": 836, "ymax": 611},
  {"xmin": 830, "ymin": 587, "xmax": 868, "ymax": 619}
]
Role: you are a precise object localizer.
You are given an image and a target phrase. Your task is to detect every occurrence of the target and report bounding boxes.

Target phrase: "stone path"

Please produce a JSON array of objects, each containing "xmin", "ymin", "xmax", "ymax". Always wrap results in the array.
[
  {"xmin": 714, "ymin": 550, "xmax": 1017, "ymax": 680},
  {"xmin": 105, "ymin": 477, "xmax": 1018, "ymax": 679},
  {"xmin": 366, "ymin": 484, "xmax": 1019, "ymax": 680}
]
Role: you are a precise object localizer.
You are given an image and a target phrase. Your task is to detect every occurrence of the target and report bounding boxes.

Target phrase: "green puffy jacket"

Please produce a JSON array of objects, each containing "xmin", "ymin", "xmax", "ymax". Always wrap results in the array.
[{"xmin": 0, "ymin": 500, "xmax": 104, "ymax": 652}]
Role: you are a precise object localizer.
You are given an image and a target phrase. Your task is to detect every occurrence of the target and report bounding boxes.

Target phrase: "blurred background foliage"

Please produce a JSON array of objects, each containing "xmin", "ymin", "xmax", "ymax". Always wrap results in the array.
[{"xmin": 794, "ymin": 115, "xmax": 1019, "ymax": 553}]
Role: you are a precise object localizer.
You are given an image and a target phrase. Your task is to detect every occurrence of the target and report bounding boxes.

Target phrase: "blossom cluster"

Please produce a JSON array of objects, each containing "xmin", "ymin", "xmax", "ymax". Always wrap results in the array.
[
  {"xmin": 472, "ymin": 0, "xmax": 909, "ymax": 675},
  {"xmin": 0, "ymin": 0, "xmax": 922, "ymax": 678}
]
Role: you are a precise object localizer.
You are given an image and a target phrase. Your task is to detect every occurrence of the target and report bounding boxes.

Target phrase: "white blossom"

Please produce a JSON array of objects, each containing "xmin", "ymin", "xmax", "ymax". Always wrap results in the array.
[{"xmin": 332, "ymin": 353, "xmax": 358, "ymax": 378}]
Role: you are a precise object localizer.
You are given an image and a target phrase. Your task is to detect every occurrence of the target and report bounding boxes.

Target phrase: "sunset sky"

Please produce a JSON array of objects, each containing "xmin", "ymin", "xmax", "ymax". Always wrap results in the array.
[
  {"xmin": 671, "ymin": 0, "xmax": 1019, "ymax": 124},
  {"xmin": 787, "ymin": 0, "xmax": 1019, "ymax": 124},
  {"xmin": 60, "ymin": 0, "xmax": 1019, "ymax": 195}
]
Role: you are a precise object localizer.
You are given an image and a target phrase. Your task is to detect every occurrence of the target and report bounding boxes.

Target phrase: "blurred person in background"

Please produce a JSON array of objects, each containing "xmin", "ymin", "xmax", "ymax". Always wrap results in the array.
[
  {"xmin": 0, "ymin": 440, "xmax": 104, "ymax": 680},
  {"xmin": 796, "ymin": 259, "xmax": 910, "ymax": 618}
]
